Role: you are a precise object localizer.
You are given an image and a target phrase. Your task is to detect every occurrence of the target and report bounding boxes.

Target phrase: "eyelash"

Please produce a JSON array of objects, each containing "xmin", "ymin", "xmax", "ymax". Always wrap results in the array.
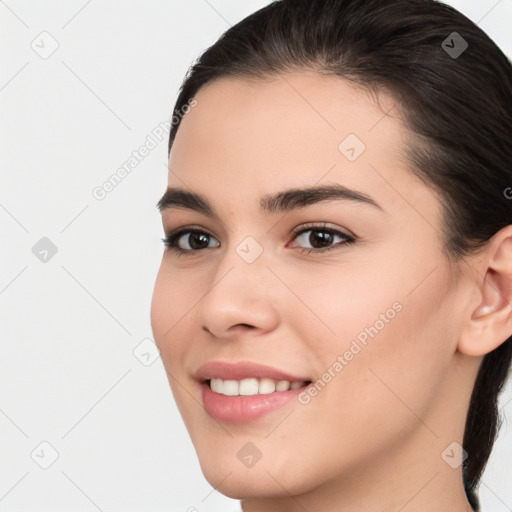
[{"xmin": 161, "ymin": 222, "xmax": 356, "ymax": 256}]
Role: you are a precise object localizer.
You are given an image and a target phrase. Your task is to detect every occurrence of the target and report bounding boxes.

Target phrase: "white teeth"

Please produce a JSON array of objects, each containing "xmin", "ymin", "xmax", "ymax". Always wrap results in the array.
[
  {"xmin": 239, "ymin": 378, "xmax": 259, "ymax": 396},
  {"xmin": 208, "ymin": 377, "xmax": 308, "ymax": 396},
  {"xmin": 259, "ymin": 378, "xmax": 276, "ymax": 394},
  {"xmin": 222, "ymin": 379, "xmax": 239, "ymax": 396},
  {"xmin": 276, "ymin": 380, "xmax": 291, "ymax": 391},
  {"xmin": 210, "ymin": 378, "xmax": 223, "ymax": 394}
]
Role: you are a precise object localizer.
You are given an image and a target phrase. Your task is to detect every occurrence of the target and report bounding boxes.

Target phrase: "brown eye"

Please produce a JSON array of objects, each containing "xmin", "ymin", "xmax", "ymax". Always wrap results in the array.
[
  {"xmin": 290, "ymin": 224, "xmax": 356, "ymax": 254},
  {"xmin": 162, "ymin": 229, "xmax": 220, "ymax": 253}
]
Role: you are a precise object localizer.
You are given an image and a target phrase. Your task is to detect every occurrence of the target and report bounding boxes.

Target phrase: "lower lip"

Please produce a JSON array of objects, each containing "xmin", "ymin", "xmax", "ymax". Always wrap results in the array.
[{"xmin": 200, "ymin": 381, "xmax": 310, "ymax": 424}]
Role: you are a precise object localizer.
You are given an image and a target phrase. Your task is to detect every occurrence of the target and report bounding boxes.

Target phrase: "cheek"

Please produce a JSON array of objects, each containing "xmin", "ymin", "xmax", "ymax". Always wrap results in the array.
[
  {"xmin": 288, "ymin": 253, "xmax": 453, "ymax": 421},
  {"xmin": 150, "ymin": 266, "xmax": 202, "ymax": 421},
  {"xmin": 150, "ymin": 264, "xmax": 195, "ymax": 363},
  {"xmin": 280, "ymin": 259, "xmax": 399, "ymax": 354}
]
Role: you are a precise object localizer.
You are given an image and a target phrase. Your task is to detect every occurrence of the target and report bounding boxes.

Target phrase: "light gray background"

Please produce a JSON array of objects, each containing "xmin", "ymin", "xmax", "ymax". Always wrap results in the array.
[{"xmin": 0, "ymin": 1, "xmax": 511, "ymax": 511}]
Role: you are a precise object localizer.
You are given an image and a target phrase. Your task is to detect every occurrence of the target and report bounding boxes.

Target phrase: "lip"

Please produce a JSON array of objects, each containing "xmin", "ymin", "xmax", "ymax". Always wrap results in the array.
[
  {"xmin": 194, "ymin": 360, "xmax": 313, "ymax": 424},
  {"xmin": 200, "ymin": 381, "xmax": 311, "ymax": 424},
  {"xmin": 194, "ymin": 360, "xmax": 311, "ymax": 383}
]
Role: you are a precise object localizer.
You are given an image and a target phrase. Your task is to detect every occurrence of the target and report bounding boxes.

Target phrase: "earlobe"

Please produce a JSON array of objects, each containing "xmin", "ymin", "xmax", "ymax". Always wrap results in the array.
[
  {"xmin": 473, "ymin": 304, "xmax": 495, "ymax": 317},
  {"xmin": 471, "ymin": 269, "xmax": 503, "ymax": 320},
  {"xmin": 458, "ymin": 228, "xmax": 512, "ymax": 357}
]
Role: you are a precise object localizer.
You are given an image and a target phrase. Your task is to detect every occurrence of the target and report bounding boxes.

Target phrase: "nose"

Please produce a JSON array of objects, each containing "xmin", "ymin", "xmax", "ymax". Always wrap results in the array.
[{"xmin": 197, "ymin": 242, "xmax": 280, "ymax": 340}]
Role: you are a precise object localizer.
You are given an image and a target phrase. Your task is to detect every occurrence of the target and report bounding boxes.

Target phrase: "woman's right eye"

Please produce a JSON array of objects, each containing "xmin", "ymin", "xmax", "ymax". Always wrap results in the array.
[{"xmin": 161, "ymin": 229, "xmax": 220, "ymax": 255}]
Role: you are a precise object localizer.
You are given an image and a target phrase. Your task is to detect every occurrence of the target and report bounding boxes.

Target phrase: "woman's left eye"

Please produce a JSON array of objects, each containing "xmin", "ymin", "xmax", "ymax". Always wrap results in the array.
[
  {"xmin": 290, "ymin": 225, "xmax": 356, "ymax": 254},
  {"xmin": 161, "ymin": 223, "xmax": 355, "ymax": 256}
]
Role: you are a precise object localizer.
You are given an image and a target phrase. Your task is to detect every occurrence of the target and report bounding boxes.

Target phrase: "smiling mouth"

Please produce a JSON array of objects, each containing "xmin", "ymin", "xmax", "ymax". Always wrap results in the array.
[{"xmin": 204, "ymin": 377, "xmax": 313, "ymax": 396}]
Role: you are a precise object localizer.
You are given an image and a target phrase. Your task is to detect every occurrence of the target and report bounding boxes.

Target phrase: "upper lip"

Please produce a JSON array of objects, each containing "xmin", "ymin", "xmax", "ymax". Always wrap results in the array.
[{"xmin": 194, "ymin": 360, "xmax": 312, "ymax": 383}]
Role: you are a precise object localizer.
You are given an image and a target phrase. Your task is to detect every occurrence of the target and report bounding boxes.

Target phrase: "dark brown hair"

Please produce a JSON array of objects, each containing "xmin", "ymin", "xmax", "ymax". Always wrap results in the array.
[{"xmin": 166, "ymin": 0, "xmax": 512, "ymax": 507}]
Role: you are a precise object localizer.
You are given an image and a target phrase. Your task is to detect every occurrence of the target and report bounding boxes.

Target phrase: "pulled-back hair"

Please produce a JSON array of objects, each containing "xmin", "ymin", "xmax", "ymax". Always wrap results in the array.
[{"xmin": 167, "ymin": 0, "xmax": 512, "ymax": 507}]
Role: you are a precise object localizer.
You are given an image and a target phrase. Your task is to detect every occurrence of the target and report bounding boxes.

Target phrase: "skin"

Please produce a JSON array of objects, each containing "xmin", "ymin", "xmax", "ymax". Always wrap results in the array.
[{"xmin": 150, "ymin": 70, "xmax": 512, "ymax": 512}]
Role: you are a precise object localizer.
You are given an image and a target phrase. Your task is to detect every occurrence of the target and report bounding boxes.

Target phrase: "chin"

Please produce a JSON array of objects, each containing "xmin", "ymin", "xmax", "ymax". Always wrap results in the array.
[
  {"xmin": 200, "ymin": 466, "xmax": 292, "ymax": 500},
  {"xmin": 197, "ymin": 450, "xmax": 317, "ymax": 500}
]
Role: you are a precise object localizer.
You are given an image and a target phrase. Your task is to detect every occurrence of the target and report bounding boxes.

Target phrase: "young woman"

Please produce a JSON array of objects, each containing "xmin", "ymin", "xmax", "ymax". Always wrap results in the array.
[{"xmin": 151, "ymin": 1, "xmax": 512, "ymax": 510}]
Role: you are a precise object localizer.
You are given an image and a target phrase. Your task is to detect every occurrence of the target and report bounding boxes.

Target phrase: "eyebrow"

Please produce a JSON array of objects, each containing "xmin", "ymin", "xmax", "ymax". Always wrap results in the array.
[{"xmin": 156, "ymin": 183, "xmax": 385, "ymax": 218}]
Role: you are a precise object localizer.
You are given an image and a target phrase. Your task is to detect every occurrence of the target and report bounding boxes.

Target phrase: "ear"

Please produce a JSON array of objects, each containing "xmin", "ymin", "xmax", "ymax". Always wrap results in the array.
[{"xmin": 458, "ymin": 226, "xmax": 512, "ymax": 357}]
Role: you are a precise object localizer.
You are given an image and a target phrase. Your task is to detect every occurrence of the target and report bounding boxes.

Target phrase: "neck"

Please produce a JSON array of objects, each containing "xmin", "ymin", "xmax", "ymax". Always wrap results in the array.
[{"xmin": 240, "ymin": 439, "xmax": 475, "ymax": 512}]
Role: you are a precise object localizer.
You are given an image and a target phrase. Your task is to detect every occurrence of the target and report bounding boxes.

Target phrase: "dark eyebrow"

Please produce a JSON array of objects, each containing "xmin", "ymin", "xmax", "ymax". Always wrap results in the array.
[{"xmin": 156, "ymin": 183, "xmax": 385, "ymax": 217}]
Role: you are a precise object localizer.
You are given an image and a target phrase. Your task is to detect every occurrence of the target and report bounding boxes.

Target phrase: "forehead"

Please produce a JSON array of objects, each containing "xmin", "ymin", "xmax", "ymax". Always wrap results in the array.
[
  {"xmin": 167, "ymin": 71, "xmax": 438, "ymax": 222},
  {"xmin": 175, "ymin": 71, "xmax": 401, "ymax": 148}
]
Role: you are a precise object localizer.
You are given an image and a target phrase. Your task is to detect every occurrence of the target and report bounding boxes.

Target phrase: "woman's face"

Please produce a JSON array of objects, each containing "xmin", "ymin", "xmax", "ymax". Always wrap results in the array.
[{"xmin": 151, "ymin": 71, "xmax": 475, "ymax": 503}]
